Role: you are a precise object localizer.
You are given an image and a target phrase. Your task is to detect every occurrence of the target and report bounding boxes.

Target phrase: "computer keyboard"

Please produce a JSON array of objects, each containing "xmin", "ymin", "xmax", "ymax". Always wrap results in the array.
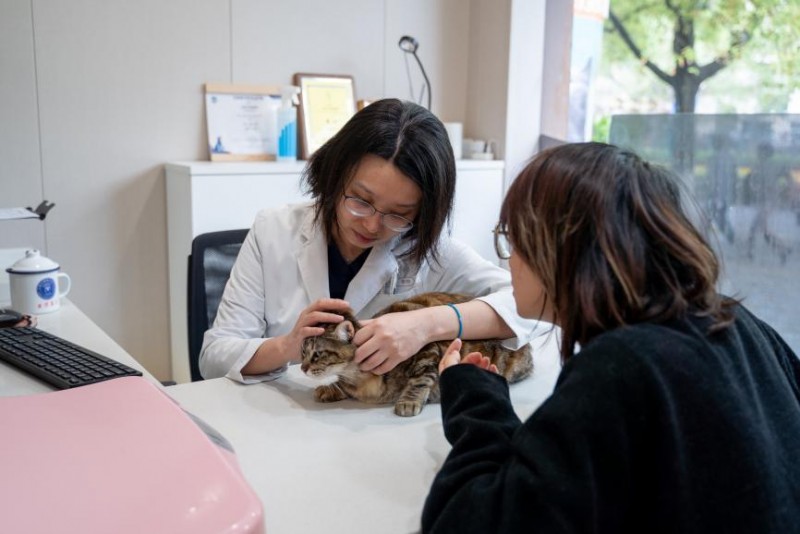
[{"xmin": 0, "ymin": 326, "xmax": 142, "ymax": 389}]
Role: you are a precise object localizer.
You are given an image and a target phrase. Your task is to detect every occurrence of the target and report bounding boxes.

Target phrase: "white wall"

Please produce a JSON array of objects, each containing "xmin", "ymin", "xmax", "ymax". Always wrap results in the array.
[
  {"xmin": 5, "ymin": 0, "xmax": 233, "ymax": 381},
  {"xmin": 1, "ymin": 0, "xmax": 45, "ymax": 251},
  {"xmin": 504, "ymin": 0, "xmax": 549, "ymax": 185},
  {"xmin": 231, "ymin": 0, "xmax": 385, "ymax": 97},
  {"xmin": 465, "ymin": 0, "xmax": 511, "ymax": 158},
  {"xmin": 384, "ymin": 0, "xmax": 470, "ymax": 122},
  {"xmin": 0, "ymin": 0, "xmax": 560, "ymax": 381}
]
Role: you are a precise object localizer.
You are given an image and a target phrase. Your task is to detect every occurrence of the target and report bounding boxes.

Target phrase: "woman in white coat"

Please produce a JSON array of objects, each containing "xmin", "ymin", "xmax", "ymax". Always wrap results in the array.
[{"xmin": 199, "ymin": 99, "xmax": 542, "ymax": 383}]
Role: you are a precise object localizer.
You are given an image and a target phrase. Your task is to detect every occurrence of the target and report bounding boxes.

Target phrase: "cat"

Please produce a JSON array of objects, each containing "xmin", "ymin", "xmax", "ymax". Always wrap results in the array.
[{"xmin": 300, "ymin": 292, "xmax": 533, "ymax": 417}]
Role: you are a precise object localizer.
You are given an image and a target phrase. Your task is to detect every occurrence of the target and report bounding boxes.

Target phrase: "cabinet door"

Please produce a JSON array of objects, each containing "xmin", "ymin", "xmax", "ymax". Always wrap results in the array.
[
  {"xmin": 192, "ymin": 173, "xmax": 308, "ymax": 236},
  {"xmin": 450, "ymin": 168, "xmax": 503, "ymax": 264}
]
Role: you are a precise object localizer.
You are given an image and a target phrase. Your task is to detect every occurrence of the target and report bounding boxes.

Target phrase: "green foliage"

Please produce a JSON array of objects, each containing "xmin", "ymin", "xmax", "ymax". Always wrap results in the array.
[
  {"xmin": 592, "ymin": 116, "xmax": 611, "ymax": 142},
  {"xmin": 602, "ymin": 0, "xmax": 800, "ymax": 112}
]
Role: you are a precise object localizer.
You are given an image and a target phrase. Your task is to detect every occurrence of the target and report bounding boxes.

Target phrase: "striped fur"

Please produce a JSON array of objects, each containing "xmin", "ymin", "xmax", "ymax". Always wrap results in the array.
[{"xmin": 300, "ymin": 292, "xmax": 533, "ymax": 417}]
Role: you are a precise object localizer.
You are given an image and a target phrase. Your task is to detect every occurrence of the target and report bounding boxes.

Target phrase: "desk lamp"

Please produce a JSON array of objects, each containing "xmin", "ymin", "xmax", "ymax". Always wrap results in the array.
[{"xmin": 398, "ymin": 35, "xmax": 431, "ymax": 110}]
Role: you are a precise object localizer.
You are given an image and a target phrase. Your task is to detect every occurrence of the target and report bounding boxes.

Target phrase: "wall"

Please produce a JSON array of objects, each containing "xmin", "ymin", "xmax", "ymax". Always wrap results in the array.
[
  {"xmin": 465, "ymin": 0, "xmax": 511, "ymax": 160},
  {"xmin": 1, "ymin": 0, "xmax": 44, "ymax": 251},
  {"xmin": 383, "ymin": 0, "xmax": 470, "ymax": 122},
  {"xmin": 539, "ymin": 0, "xmax": 573, "ymax": 142},
  {"xmin": 2, "ymin": 0, "xmax": 234, "ymax": 381},
  {"xmin": 503, "ymin": 0, "xmax": 549, "ymax": 186}
]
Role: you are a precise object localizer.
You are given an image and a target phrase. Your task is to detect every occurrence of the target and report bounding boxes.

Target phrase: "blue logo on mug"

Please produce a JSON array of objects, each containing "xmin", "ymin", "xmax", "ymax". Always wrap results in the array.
[{"xmin": 37, "ymin": 277, "xmax": 56, "ymax": 300}]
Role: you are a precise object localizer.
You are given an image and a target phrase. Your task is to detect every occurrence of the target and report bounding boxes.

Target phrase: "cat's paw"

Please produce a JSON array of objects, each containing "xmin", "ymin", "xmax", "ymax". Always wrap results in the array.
[
  {"xmin": 394, "ymin": 400, "xmax": 424, "ymax": 417},
  {"xmin": 314, "ymin": 384, "xmax": 347, "ymax": 403}
]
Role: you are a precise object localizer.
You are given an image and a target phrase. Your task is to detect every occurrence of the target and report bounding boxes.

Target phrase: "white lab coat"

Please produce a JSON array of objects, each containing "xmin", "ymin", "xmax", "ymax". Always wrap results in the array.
[{"xmin": 199, "ymin": 203, "xmax": 545, "ymax": 383}]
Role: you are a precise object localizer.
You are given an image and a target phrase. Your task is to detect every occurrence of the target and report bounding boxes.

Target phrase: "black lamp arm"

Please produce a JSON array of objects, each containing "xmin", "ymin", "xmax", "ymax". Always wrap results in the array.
[
  {"xmin": 27, "ymin": 200, "xmax": 55, "ymax": 220},
  {"xmin": 412, "ymin": 52, "xmax": 432, "ymax": 111}
]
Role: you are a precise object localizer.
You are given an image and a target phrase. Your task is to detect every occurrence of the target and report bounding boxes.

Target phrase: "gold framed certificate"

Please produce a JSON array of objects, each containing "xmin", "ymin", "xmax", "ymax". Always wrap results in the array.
[{"xmin": 293, "ymin": 73, "xmax": 357, "ymax": 160}]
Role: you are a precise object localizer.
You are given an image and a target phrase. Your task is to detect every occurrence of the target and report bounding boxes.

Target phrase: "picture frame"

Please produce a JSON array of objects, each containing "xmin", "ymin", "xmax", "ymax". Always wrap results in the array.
[
  {"xmin": 293, "ymin": 73, "xmax": 356, "ymax": 160},
  {"xmin": 204, "ymin": 83, "xmax": 281, "ymax": 161}
]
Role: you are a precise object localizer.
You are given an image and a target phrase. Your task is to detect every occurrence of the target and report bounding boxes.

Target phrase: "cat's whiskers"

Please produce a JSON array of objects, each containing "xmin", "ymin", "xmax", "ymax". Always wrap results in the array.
[{"xmin": 305, "ymin": 361, "xmax": 352, "ymax": 382}]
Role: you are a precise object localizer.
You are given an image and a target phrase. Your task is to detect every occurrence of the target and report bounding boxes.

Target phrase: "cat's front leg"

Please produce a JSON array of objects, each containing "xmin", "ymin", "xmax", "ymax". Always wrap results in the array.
[
  {"xmin": 395, "ymin": 398, "xmax": 425, "ymax": 417},
  {"xmin": 394, "ymin": 376, "xmax": 435, "ymax": 417},
  {"xmin": 314, "ymin": 381, "xmax": 349, "ymax": 403}
]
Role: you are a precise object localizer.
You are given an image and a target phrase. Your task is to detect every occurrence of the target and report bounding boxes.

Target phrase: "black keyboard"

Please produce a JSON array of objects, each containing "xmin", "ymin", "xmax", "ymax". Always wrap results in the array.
[{"xmin": 0, "ymin": 327, "xmax": 142, "ymax": 389}]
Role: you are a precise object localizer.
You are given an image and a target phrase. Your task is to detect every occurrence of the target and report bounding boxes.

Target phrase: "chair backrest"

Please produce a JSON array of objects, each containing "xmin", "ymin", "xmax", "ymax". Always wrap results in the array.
[{"xmin": 187, "ymin": 229, "xmax": 249, "ymax": 381}]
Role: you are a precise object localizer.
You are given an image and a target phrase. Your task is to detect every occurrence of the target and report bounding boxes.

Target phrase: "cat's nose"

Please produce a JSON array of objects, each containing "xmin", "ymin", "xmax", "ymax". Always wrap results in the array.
[{"xmin": 300, "ymin": 362, "xmax": 309, "ymax": 373}]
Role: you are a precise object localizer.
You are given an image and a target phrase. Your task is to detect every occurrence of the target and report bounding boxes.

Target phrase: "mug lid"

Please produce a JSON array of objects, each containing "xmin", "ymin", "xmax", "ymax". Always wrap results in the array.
[{"xmin": 5, "ymin": 249, "xmax": 60, "ymax": 274}]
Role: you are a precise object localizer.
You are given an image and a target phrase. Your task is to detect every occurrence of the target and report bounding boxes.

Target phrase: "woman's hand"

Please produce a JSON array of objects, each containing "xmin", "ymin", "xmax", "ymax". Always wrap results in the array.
[
  {"xmin": 438, "ymin": 338, "xmax": 498, "ymax": 375},
  {"xmin": 244, "ymin": 298, "xmax": 350, "ymax": 376},
  {"xmin": 281, "ymin": 298, "xmax": 351, "ymax": 360},
  {"xmin": 352, "ymin": 310, "xmax": 430, "ymax": 375}
]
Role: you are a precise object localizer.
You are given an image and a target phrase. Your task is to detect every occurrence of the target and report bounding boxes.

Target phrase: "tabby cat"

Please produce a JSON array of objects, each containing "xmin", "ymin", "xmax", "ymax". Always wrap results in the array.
[{"xmin": 300, "ymin": 292, "xmax": 533, "ymax": 417}]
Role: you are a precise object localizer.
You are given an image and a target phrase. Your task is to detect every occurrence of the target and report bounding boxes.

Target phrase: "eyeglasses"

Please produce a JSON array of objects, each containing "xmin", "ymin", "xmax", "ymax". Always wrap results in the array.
[
  {"xmin": 343, "ymin": 195, "xmax": 415, "ymax": 233},
  {"xmin": 493, "ymin": 222, "xmax": 513, "ymax": 260}
]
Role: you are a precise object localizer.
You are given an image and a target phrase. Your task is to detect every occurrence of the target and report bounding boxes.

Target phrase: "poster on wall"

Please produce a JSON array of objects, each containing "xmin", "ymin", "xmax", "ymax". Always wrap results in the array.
[{"xmin": 204, "ymin": 83, "xmax": 281, "ymax": 161}]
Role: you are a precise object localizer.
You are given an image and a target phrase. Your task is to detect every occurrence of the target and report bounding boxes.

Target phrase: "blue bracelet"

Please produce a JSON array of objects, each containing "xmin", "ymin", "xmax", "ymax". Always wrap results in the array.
[{"xmin": 446, "ymin": 303, "xmax": 463, "ymax": 339}]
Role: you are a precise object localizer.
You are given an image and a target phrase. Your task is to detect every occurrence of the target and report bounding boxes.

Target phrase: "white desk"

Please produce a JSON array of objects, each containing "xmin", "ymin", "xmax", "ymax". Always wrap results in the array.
[
  {"xmin": 0, "ymin": 300, "xmax": 561, "ymax": 533},
  {"xmin": 0, "ymin": 299, "xmax": 160, "ymax": 397},
  {"xmin": 166, "ymin": 334, "xmax": 561, "ymax": 534}
]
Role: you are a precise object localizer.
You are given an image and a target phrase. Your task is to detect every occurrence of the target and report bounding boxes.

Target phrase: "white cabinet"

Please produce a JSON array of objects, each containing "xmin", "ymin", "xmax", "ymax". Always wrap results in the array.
[{"xmin": 165, "ymin": 159, "xmax": 505, "ymax": 383}]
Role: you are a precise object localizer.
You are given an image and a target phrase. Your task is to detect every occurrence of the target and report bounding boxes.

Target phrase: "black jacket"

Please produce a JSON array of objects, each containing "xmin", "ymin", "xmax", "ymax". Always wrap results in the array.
[{"xmin": 422, "ymin": 304, "xmax": 800, "ymax": 533}]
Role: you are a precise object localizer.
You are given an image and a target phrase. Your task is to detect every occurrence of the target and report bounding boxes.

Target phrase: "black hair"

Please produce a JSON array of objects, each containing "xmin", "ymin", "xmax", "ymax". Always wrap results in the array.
[{"xmin": 302, "ymin": 98, "xmax": 456, "ymax": 265}]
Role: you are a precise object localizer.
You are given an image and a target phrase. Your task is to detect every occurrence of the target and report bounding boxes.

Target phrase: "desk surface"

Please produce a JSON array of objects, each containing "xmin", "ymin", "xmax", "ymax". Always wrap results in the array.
[{"xmin": 166, "ymin": 335, "xmax": 561, "ymax": 534}]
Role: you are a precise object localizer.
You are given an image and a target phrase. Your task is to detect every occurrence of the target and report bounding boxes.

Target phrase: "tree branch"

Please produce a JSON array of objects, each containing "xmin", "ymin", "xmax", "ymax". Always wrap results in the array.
[
  {"xmin": 697, "ymin": 58, "xmax": 728, "ymax": 82},
  {"xmin": 608, "ymin": 10, "xmax": 674, "ymax": 85},
  {"xmin": 615, "ymin": 1, "xmax": 662, "ymax": 23},
  {"xmin": 663, "ymin": 0, "xmax": 682, "ymax": 19},
  {"xmin": 697, "ymin": 28, "xmax": 752, "ymax": 83}
]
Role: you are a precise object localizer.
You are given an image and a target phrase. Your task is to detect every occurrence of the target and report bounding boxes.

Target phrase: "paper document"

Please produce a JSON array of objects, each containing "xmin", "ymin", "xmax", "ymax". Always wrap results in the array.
[{"xmin": 0, "ymin": 208, "xmax": 38, "ymax": 221}]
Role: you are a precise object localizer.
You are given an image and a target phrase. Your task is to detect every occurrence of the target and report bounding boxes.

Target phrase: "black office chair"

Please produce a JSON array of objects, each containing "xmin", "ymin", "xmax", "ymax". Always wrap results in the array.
[{"xmin": 187, "ymin": 229, "xmax": 249, "ymax": 381}]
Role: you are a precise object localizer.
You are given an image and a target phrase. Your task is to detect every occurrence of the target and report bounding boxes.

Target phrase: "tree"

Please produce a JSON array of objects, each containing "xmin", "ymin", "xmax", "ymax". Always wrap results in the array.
[{"xmin": 606, "ymin": 0, "xmax": 800, "ymax": 113}]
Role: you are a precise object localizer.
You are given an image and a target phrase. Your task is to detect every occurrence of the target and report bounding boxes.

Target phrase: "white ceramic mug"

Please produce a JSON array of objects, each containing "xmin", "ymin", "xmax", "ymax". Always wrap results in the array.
[
  {"xmin": 6, "ymin": 250, "xmax": 71, "ymax": 315},
  {"xmin": 463, "ymin": 138, "xmax": 488, "ymax": 159},
  {"xmin": 467, "ymin": 139, "xmax": 497, "ymax": 160}
]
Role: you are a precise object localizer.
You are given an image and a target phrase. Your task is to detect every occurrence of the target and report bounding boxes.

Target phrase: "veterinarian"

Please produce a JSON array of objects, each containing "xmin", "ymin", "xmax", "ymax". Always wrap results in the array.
[
  {"xmin": 423, "ymin": 142, "xmax": 800, "ymax": 532},
  {"xmin": 200, "ymin": 98, "xmax": 545, "ymax": 383}
]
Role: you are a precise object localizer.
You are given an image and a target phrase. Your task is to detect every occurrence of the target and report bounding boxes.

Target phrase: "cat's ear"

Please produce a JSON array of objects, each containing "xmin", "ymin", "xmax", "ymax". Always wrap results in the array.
[{"xmin": 333, "ymin": 320, "xmax": 355, "ymax": 342}]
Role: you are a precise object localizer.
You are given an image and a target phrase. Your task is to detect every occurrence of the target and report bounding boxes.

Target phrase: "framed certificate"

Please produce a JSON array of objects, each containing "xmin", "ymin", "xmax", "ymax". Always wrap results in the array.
[
  {"xmin": 293, "ymin": 73, "xmax": 357, "ymax": 160},
  {"xmin": 204, "ymin": 83, "xmax": 281, "ymax": 161}
]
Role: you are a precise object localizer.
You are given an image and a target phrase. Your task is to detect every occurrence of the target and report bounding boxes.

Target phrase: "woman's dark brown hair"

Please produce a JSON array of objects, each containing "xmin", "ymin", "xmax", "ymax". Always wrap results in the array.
[
  {"xmin": 500, "ymin": 142, "xmax": 735, "ymax": 362},
  {"xmin": 302, "ymin": 98, "xmax": 456, "ymax": 266}
]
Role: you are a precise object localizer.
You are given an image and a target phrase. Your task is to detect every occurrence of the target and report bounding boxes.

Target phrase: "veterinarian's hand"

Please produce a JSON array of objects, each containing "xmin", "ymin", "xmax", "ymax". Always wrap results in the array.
[
  {"xmin": 439, "ymin": 338, "xmax": 498, "ymax": 375},
  {"xmin": 352, "ymin": 311, "xmax": 428, "ymax": 375},
  {"xmin": 284, "ymin": 298, "xmax": 350, "ymax": 359}
]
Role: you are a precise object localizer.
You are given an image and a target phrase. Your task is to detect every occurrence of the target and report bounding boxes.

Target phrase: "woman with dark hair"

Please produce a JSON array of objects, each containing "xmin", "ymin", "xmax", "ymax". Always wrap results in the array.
[
  {"xmin": 423, "ymin": 142, "xmax": 800, "ymax": 532},
  {"xmin": 200, "ymin": 99, "xmax": 541, "ymax": 382}
]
